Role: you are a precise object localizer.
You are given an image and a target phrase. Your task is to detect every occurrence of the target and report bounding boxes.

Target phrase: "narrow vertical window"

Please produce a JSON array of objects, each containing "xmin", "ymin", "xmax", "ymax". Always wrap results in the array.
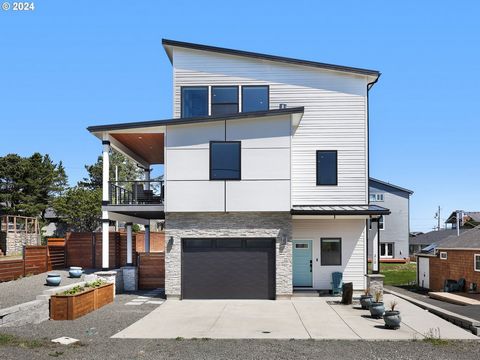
[{"xmin": 316, "ymin": 151, "xmax": 337, "ymax": 185}]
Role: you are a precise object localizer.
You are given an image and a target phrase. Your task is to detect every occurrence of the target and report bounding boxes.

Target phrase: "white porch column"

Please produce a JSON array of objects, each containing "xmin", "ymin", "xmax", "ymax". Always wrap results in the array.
[
  {"xmin": 144, "ymin": 223, "xmax": 150, "ymax": 253},
  {"xmin": 126, "ymin": 222, "xmax": 133, "ymax": 265},
  {"xmin": 144, "ymin": 168, "xmax": 151, "ymax": 191},
  {"xmin": 102, "ymin": 140, "xmax": 110, "ymax": 269},
  {"xmin": 372, "ymin": 217, "xmax": 381, "ymax": 274}
]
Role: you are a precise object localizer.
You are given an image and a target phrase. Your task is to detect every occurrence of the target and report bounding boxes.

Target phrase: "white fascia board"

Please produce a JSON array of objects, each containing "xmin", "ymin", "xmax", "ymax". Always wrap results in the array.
[
  {"xmin": 292, "ymin": 215, "xmax": 370, "ymax": 220},
  {"xmin": 106, "ymin": 211, "xmax": 150, "ymax": 225}
]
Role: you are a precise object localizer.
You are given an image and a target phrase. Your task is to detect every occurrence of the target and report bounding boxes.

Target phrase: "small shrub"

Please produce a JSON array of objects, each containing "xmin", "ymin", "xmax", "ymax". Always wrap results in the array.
[
  {"xmin": 85, "ymin": 279, "xmax": 105, "ymax": 288},
  {"xmin": 61, "ymin": 285, "xmax": 85, "ymax": 296},
  {"xmin": 374, "ymin": 290, "xmax": 382, "ymax": 303},
  {"xmin": 389, "ymin": 300, "xmax": 398, "ymax": 311},
  {"xmin": 364, "ymin": 287, "xmax": 370, "ymax": 296}
]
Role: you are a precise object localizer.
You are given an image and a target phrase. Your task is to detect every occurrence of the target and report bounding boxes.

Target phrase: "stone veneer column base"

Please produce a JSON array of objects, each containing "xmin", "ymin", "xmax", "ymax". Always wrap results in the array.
[
  {"xmin": 366, "ymin": 274, "xmax": 385, "ymax": 301},
  {"xmin": 122, "ymin": 266, "xmax": 138, "ymax": 292},
  {"xmin": 95, "ymin": 270, "xmax": 124, "ymax": 296}
]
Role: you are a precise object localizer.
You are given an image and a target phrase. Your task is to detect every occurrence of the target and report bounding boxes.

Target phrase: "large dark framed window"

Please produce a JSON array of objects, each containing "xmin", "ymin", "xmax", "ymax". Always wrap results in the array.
[
  {"xmin": 321, "ymin": 238, "xmax": 342, "ymax": 266},
  {"xmin": 211, "ymin": 86, "xmax": 239, "ymax": 116},
  {"xmin": 181, "ymin": 87, "xmax": 208, "ymax": 118},
  {"xmin": 316, "ymin": 150, "xmax": 338, "ymax": 185},
  {"xmin": 242, "ymin": 85, "xmax": 269, "ymax": 112},
  {"xmin": 210, "ymin": 141, "xmax": 241, "ymax": 180}
]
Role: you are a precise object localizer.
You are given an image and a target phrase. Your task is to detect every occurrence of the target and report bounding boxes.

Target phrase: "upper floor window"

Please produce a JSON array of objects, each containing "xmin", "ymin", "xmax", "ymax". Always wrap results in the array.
[
  {"xmin": 211, "ymin": 86, "xmax": 238, "ymax": 116},
  {"xmin": 210, "ymin": 141, "xmax": 241, "ymax": 180},
  {"xmin": 242, "ymin": 86, "xmax": 269, "ymax": 112},
  {"xmin": 316, "ymin": 150, "xmax": 337, "ymax": 185},
  {"xmin": 369, "ymin": 193, "xmax": 384, "ymax": 202},
  {"xmin": 181, "ymin": 87, "xmax": 208, "ymax": 118}
]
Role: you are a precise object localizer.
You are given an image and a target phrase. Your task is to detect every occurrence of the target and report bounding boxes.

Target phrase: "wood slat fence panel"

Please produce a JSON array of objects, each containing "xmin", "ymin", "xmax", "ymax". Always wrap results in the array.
[
  {"xmin": 24, "ymin": 246, "xmax": 48, "ymax": 275},
  {"xmin": 136, "ymin": 232, "xmax": 165, "ymax": 253},
  {"xmin": 137, "ymin": 252, "xmax": 165, "ymax": 290},
  {"xmin": 0, "ymin": 259, "xmax": 24, "ymax": 282}
]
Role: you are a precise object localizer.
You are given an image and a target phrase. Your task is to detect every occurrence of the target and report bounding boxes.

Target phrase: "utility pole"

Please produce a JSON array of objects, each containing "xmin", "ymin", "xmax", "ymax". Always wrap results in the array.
[{"xmin": 434, "ymin": 206, "xmax": 441, "ymax": 231}]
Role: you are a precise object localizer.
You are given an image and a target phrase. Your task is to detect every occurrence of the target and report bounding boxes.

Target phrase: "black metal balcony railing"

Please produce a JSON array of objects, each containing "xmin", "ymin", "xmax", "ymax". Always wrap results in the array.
[{"xmin": 109, "ymin": 180, "xmax": 164, "ymax": 205}]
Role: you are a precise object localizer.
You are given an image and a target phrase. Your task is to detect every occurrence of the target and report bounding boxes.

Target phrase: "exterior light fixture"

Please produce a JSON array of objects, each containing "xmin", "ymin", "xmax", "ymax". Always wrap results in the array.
[
  {"xmin": 281, "ymin": 234, "xmax": 287, "ymax": 245},
  {"xmin": 168, "ymin": 236, "xmax": 174, "ymax": 246}
]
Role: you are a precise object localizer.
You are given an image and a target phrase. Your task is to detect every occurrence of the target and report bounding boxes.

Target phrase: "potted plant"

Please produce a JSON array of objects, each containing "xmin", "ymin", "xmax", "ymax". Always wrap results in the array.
[
  {"xmin": 369, "ymin": 290, "xmax": 385, "ymax": 319},
  {"xmin": 359, "ymin": 288, "xmax": 373, "ymax": 309},
  {"xmin": 383, "ymin": 300, "xmax": 401, "ymax": 329}
]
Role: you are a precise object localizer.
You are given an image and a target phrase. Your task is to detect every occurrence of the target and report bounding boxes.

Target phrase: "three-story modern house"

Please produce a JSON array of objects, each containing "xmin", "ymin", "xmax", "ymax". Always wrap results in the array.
[{"xmin": 88, "ymin": 39, "xmax": 389, "ymax": 300}]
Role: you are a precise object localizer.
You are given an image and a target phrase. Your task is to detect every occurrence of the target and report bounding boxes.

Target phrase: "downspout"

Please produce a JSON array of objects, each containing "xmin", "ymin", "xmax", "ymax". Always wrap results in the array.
[{"xmin": 366, "ymin": 73, "xmax": 380, "ymax": 277}]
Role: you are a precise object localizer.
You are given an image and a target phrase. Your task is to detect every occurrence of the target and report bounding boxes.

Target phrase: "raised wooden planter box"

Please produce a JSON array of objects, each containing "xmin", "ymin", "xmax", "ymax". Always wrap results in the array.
[{"xmin": 50, "ymin": 283, "xmax": 114, "ymax": 320}]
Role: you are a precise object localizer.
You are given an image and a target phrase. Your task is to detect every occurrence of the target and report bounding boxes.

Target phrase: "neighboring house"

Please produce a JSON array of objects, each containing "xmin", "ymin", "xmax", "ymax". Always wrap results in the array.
[
  {"xmin": 445, "ymin": 211, "xmax": 480, "ymax": 229},
  {"xmin": 368, "ymin": 178, "xmax": 413, "ymax": 260},
  {"xmin": 409, "ymin": 229, "xmax": 468, "ymax": 255},
  {"xmin": 417, "ymin": 226, "xmax": 480, "ymax": 291},
  {"xmin": 42, "ymin": 208, "xmax": 67, "ymax": 237},
  {"xmin": 87, "ymin": 39, "xmax": 389, "ymax": 300}
]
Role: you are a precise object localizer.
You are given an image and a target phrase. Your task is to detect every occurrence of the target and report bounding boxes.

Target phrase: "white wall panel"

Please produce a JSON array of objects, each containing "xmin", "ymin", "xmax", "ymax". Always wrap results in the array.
[
  {"xmin": 166, "ymin": 149, "xmax": 209, "ymax": 180},
  {"xmin": 166, "ymin": 181, "xmax": 224, "ymax": 212},
  {"xmin": 226, "ymin": 181, "xmax": 290, "ymax": 211},
  {"xmin": 241, "ymin": 148, "xmax": 290, "ymax": 180},
  {"xmin": 226, "ymin": 116, "xmax": 291, "ymax": 148},
  {"xmin": 166, "ymin": 121, "xmax": 224, "ymax": 149}
]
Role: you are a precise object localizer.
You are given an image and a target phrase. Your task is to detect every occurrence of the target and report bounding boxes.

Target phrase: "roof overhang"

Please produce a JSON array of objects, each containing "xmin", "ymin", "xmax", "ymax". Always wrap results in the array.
[
  {"xmin": 87, "ymin": 107, "xmax": 304, "ymax": 167},
  {"xmin": 162, "ymin": 39, "xmax": 380, "ymax": 84},
  {"xmin": 291, "ymin": 204, "xmax": 390, "ymax": 218}
]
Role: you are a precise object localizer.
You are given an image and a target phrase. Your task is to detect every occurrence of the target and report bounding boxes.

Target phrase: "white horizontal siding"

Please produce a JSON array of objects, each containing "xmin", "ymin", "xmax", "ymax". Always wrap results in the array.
[
  {"xmin": 172, "ymin": 48, "xmax": 369, "ymax": 206},
  {"xmin": 292, "ymin": 219, "xmax": 366, "ymax": 290}
]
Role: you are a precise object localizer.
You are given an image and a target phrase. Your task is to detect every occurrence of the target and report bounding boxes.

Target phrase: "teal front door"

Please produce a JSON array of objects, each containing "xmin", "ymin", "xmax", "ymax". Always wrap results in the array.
[{"xmin": 292, "ymin": 240, "xmax": 312, "ymax": 287}]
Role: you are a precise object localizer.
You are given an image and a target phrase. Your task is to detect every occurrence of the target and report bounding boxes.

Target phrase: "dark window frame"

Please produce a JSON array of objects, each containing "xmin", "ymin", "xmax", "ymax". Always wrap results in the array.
[
  {"xmin": 180, "ymin": 86, "xmax": 209, "ymax": 118},
  {"xmin": 241, "ymin": 85, "xmax": 270, "ymax": 113},
  {"xmin": 320, "ymin": 238, "xmax": 342, "ymax": 266},
  {"xmin": 316, "ymin": 150, "xmax": 338, "ymax": 186},
  {"xmin": 211, "ymin": 86, "xmax": 239, "ymax": 116},
  {"xmin": 209, "ymin": 141, "xmax": 242, "ymax": 181}
]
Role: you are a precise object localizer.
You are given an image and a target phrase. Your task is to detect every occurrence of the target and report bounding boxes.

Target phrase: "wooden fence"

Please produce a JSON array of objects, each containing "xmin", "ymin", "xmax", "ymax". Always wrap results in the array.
[
  {"xmin": 137, "ymin": 252, "xmax": 165, "ymax": 290},
  {"xmin": 135, "ymin": 232, "xmax": 165, "ymax": 253},
  {"xmin": 47, "ymin": 238, "xmax": 66, "ymax": 269},
  {"xmin": 0, "ymin": 245, "xmax": 50, "ymax": 282},
  {"xmin": 65, "ymin": 232, "xmax": 137, "ymax": 269}
]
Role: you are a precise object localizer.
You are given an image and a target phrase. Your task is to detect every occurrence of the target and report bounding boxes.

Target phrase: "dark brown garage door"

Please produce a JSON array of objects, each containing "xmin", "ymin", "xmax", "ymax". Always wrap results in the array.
[{"xmin": 182, "ymin": 238, "xmax": 275, "ymax": 299}]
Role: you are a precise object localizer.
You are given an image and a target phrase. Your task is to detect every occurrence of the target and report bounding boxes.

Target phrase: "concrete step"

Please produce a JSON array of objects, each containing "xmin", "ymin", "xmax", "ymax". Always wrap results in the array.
[{"xmin": 429, "ymin": 292, "xmax": 480, "ymax": 306}]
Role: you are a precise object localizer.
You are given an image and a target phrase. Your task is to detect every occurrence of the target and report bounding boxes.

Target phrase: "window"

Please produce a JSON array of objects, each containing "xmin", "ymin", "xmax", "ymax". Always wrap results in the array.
[
  {"xmin": 216, "ymin": 239, "xmax": 242, "ymax": 248},
  {"xmin": 369, "ymin": 193, "xmax": 384, "ymax": 202},
  {"xmin": 380, "ymin": 243, "xmax": 394, "ymax": 258},
  {"xmin": 242, "ymin": 86, "xmax": 269, "ymax": 112},
  {"xmin": 211, "ymin": 86, "xmax": 238, "ymax": 116},
  {"xmin": 295, "ymin": 243, "xmax": 309, "ymax": 249},
  {"xmin": 210, "ymin": 141, "xmax": 241, "ymax": 180},
  {"xmin": 475, "ymin": 254, "xmax": 480, "ymax": 272},
  {"xmin": 183, "ymin": 239, "xmax": 213, "ymax": 248},
  {"xmin": 321, "ymin": 238, "xmax": 341, "ymax": 266},
  {"xmin": 316, "ymin": 151, "xmax": 337, "ymax": 185},
  {"xmin": 246, "ymin": 239, "xmax": 274, "ymax": 248},
  {"xmin": 181, "ymin": 87, "xmax": 208, "ymax": 118}
]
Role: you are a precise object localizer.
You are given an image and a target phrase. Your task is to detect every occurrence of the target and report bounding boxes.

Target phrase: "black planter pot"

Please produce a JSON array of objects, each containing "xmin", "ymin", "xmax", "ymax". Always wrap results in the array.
[
  {"xmin": 369, "ymin": 302, "xmax": 385, "ymax": 319},
  {"xmin": 383, "ymin": 310, "xmax": 401, "ymax": 329},
  {"xmin": 359, "ymin": 294, "xmax": 373, "ymax": 309}
]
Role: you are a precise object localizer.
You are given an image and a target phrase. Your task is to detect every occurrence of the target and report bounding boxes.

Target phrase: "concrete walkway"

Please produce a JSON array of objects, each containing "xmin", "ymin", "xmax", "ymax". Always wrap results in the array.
[{"xmin": 113, "ymin": 294, "xmax": 478, "ymax": 340}]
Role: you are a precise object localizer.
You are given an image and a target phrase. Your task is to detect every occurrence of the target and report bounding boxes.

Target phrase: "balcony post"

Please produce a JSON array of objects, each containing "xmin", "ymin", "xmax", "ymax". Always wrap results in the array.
[
  {"xmin": 144, "ymin": 167, "xmax": 151, "ymax": 191},
  {"xmin": 144, "ymin": 223, "xmax": 150, "ymax": 253},
  {"xmin": 126, "ymin": 222, "xmax": 133, "ymax": 265},
  {"xmin": 102, "ymin": 139, "xmax": 110, "ymax": 269}
]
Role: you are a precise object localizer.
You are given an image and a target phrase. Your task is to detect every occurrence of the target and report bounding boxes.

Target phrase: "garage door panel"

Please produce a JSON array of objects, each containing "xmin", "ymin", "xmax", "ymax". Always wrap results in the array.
[{"xmin": 182, "ymin": 238, "xmax": 275, "ymax": 299}]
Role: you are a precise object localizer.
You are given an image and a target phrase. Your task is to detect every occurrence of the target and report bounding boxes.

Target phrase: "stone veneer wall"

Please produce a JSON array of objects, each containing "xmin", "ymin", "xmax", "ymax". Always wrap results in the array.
[
  {"xmin": 165, "ymin": 212, "xmax": 292, "ymax": 299},
  {"xmin": 0, "ymin": 232, "xmax": 39, "ymax": 256}
]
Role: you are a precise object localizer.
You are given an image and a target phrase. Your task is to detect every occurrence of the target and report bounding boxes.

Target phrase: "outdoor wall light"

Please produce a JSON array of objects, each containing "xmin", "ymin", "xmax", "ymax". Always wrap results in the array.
[
  {"xmin": 168, "ymin": 236, "xmax": 174, "ymax": 246},
  {"xmin": 281, "ymin": 234, "xmax": 288, "ymax": 246}
]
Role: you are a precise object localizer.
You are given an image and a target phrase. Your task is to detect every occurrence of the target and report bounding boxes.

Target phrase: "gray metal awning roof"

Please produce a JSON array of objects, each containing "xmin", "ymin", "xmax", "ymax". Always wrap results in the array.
[{"xmin": 291, "ymin": 204, "xmax": 390, "ymax": 216}]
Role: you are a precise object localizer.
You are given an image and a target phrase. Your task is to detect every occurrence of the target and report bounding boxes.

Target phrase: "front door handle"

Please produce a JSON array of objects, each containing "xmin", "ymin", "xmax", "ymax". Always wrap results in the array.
[{"xmin": 310, "ymin": 260, "xmax": 312, "ymax": 273}]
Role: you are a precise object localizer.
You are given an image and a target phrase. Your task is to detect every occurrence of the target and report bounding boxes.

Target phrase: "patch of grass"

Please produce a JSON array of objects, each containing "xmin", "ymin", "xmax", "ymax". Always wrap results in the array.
[
  {"xmin": 175, "ymin": 336, "xmax": 184, "ymax": 341},
  {"xmin": 368, "ymin": 262, "xmax": 417, "ymax": 286},
  {"xmin": 0, "ymin": 333, "xmax": 46, "ymax": 349},
  {"xmin": 423, "ymin": 327, "xmax": 451, "ymax": 346}
]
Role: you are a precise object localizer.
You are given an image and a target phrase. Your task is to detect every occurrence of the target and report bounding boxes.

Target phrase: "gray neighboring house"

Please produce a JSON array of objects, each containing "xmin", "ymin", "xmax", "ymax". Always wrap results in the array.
[
  {"xmin": 368, "ymin": 178, "xmax": 413, "ymax": 260},
  {"xmin": 409, "ymin": 229, "xmax": 469, "ymax": 255}
]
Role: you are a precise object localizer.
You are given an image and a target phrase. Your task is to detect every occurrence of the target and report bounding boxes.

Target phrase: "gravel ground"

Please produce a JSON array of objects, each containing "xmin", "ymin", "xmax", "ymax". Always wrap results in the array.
[
  {"xmin": 1, "ymin": 293, "xmax": 479, "ymax": 359},
  {"xmin": 0, "ymin": 269, "xmax": 88, "ymax": 309}
]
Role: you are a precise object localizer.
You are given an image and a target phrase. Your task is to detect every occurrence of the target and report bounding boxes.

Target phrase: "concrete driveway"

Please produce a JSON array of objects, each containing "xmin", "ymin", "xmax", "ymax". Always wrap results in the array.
[{"xmin": 113, "ymin": 294, "xmax": 478, "ymax": 340}]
